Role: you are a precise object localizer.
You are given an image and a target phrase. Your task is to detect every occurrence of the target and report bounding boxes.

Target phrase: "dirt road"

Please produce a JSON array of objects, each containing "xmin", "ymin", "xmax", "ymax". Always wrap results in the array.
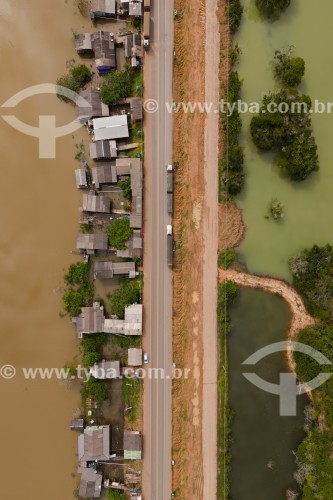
[{"xmin": 202, "ymin": 0, "xmax": 220, "ymax": 497}]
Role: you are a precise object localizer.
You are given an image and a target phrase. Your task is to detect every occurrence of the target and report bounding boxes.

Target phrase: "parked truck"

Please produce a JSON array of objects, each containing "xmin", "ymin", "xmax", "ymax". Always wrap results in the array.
[
  {"xmin": 167, "ymin": 235, "xmax": 174, "ymax": 268},
  {"xmin": 144, "ymin": 0, "xmax": 151, "ymax": 11},
  {"xmin": 166, "ymin": 165, "xmax": 174, "ymax": 214},
  {"xmin": 143, "ymin": 11, "xmax": 151, "ymax": 49}
]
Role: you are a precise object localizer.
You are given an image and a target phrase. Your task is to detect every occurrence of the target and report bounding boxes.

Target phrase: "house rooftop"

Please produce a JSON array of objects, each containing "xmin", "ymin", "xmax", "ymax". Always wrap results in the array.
[
  {"xmin": 78, "ymin": 467, "xmax": 103, "ymax": 498},
  {"xmin": 75, "ymin": 33, "xmax": 93, "ymax": 53},
  {"xmin": 76, "ymin": 233, "xmax": 109, "ymax": 252},
  {"xmin": 93, "ymin": 115, "xmax": 129, "ymax": 141},
  {"xmin": 94, "ymin": 261, "xmax": 136, "ymax": 279},
  {"xmin": 78, "ymin": 425, "xmax": 112, "ymax": 462},
  {"xmin": 129, "ymin": 1, "xmax": 142, "ymax": 16},
  {"xmin": 90, "ymin": 360, "xmax": 120, "ymax": 379},
  {"xmin": 92, "ymin": 31, "xmax": 116, "ymax": 74},
  {"xmin": 70, "ymin": 419, "xmax": 85, "ymax": 431},
  {"xmin": 82, "ymin": 194, "xmax": 111, "ymax": 213},
  {"xmin": 124, "ymin": 430, "xmax": 142, "ymax": 460},
  {"xmin": 77, "ymin": 88, "xmax": 109, "ymax": 123},
  {"xmin": 128, "ymin": 348, "xmax": 142, "ymax": 366},
  {"xmin": 72, "ymin": 302, "xmax": 106, "ymax": 337},
  {"xmin": 75, "ymin": 169, "xmax": 88, "ymax": 189},
  {"xmin": 90, "ymin": 0, "xmax": 116, "ymax": 16},
  {"xmin": 91, "ymin": 163, "xmax": 117, "ymax": 188},
  {"xmin": 103, "ymin": 303, "xmax": 143, "ymax": 336},
  {"xmin": 90, "ymin": 140, "xmax": 118, "ymax": 160}
]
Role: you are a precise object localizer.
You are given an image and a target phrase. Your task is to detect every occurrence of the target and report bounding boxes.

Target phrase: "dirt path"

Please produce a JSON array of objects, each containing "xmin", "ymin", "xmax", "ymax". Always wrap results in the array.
[
  {"xmin": 219, "ymin": 268, "xmax": 317, "ymax": 370},
  {"xmin": 202, "ymin": 0, "xmax": 220, "ymax": 498}
]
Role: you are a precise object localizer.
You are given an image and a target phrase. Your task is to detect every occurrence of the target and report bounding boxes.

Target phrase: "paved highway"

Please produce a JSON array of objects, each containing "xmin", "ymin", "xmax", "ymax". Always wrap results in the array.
[{"xmin": 142, "ymin": 1, "xmax": 174, "ymax": 499}]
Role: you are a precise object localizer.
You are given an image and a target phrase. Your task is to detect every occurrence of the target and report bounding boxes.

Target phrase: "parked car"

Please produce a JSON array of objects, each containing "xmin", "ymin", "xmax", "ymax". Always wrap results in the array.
[
  {"xmin": 167, "ymin": 225, "xmax": 173, "ymax": 236},
  {"xmin": 143, "ymin": 352, "xmax": 149, "ymax": 364}
]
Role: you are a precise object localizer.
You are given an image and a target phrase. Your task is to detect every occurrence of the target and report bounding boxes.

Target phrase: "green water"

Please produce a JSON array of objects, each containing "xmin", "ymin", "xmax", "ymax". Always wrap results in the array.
[
  {"xmin": 236, "ymin": 0, "xmax": 333, "ymax": 280},
  {"xmin": 228, "ymin": 288, "xmax": 307, "ymax": 499}
]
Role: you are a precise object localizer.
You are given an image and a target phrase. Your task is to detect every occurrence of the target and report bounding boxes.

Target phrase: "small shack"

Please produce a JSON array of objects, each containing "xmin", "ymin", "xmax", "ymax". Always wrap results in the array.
[
  {"xmin": 93, "ymin": 261, "xmax": 136, "ymax": 279},
  {"xmin": 78, "ymin": 468, "xmax": 103, "ymax": 498},
  {"xmin": 128, "ymin": 348, "xmax": 142, "ymax": 366},
  {"xmin": 82, "ymin": 194, "xmax": 111, "ymax": 213},
  {"xmin": 77, "ymin": 88, "xmax": 109, "ymax": 123},
  {"xmin": 93, "ymin": 115, "xmax": 129, "ymax": 141},
  {"xmin": 129, "ymin": 0, "xmax": 142, "ymax": 17},
  {"xmin": 90, "ymin": 360, "xmax": 120, "ymax": 379},
  {"xmin": 129, "ymin": 97, "xmax": 143, "ymax": 121},
  {"xmin": 90, "ymin": 140, "xmax": 118, "ymax": 160},
  {"xmin": 72, "ymin": 302, "xmax": 106, "ymax": 337},
  {"xmin": 124, "ymin": 431, "xmax": 142, "ymax": 460},
  {"xmin": 91, "ymin": 163, "xmax": 117, "ymax": 188},
  {"xmin": 75, "ymin": 168, "xmax": 88, "ymax": 189},
  {"xmin": 74, "ymin": 33, "xmax": 93, "ymax": 54},
  {"xmin": 70, "ymin": 419, "xmax": 84, "ymax": 431},
  {"xmin": 92, "ymin": 31, "xmax": 116, "ymax": 74},
  {"xmin": 90, "ymin": 0, "xmax": 116, "ymax": 19},
  {"xmin": 76, "ymin": 233, "xmax": 109, "ymax": 254}
]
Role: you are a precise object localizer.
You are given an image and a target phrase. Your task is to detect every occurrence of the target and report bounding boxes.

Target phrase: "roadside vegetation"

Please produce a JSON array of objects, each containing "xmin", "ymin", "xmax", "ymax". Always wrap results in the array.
[
  {"xmin": 124, "ymin": 378, "xmax": 143, "ymax": 423},
  {"xmin": 229, "ymin": 0, "xmax": 243, "ymax": 34},
  {"xmin": 250, "ymin": 50, "xmax": 319, "ymax": 182},
  {"xmin": 217, "ymin": 281, "xmax": 238, "ymax": 498},
  {"xmin": 256, "ymin": 0, "xmax": 291, "ymax": 20},
  {"xmin": 218, "ymin": 249, "xmax": 237, "ymax": 269},
  {"xmin": 62, "ymin": 262, "xmax": 94, "ymax": 316},
  {"xmin": 56, "ymin": 64, "xmax": 92, "ymax": 102},
  {"xmin": 294, "ymin": 324, "xmax": 333, "ymax": 498}
]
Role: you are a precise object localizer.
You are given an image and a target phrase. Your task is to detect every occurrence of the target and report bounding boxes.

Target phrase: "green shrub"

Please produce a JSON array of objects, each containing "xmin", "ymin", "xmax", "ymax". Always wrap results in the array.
[
  {"xmin": 100, "ymin": 69, "xmax": 132, "ymax": 105},
  {"xmin": 118, "ymin": 178, "xmax": 132, "ymax": 201},
  {"xmin": 274, "ymin": 48, "xmax": 305, "ymax": 87},
  {"xmin": 65, "ymin": 262, "xmax": 90, "ymax": 286},
  {"xmin": 71, "ymin": 64, "xmax": 92, "ymax": 87},
  {"xmin": 256, "ymin": 0, "xmax": 291, "ymax": 20},
  {"xmin": 82, "ymin": 377, "xmax": 108, "ymax": 405},
  {"xmin": 229, "ymin": 0, "xmax": 243, "ymax": 34},
  {"xmin": 109, "ymin": 280, "xmax": 141, "ymax": 319},
  {"xmin": 56, "ymin": 64, "xmax": 92, "ymax": 102},
  {"xmin": 81, "ymin": 333, "xmax": 108, "ymax": 353},
  {"xmin": 63, "ymin": 290, "xmax": 85, "ymax": 316},
  {"xmin": 107, "ymin": 218, "xmax": 133, "ymax": 250},
  {"xmin": 83, "ymin": 351, "xmax": 101, "ymax": 367},
  {"xmin": 218, "ymin": 249, "xmax": 237, "ymax": 269}
]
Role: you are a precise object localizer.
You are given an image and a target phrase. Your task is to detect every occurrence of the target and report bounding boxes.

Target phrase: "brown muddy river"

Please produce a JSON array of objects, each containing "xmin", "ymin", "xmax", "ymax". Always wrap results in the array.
[{"xmin": 0, "ymin": 1, "xmax": 105, "ymax": 498}]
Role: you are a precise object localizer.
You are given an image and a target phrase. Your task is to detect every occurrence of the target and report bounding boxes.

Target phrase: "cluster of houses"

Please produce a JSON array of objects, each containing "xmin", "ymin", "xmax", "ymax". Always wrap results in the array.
[
  {"xmin": 71, "ymin": 421, "xmax": 142, "ymax": 498},
  {"xmin": 75, "ymin": 30, "xmax": 143, "ymax": 72},
  {"xmin": 90, "ymin": 0, "xmax": 145, "ymax": 20}
]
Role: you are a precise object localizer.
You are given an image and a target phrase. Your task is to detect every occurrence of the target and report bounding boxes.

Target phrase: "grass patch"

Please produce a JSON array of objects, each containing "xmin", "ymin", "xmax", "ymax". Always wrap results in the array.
[{"xmin": 124, "ymin": 378, "xmax": 143, "ymax": 422}]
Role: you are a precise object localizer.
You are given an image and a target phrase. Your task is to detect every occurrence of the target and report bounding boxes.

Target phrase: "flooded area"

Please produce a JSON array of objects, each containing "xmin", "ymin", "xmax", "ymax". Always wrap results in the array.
[
  {"xmin": 228, "ymin": 288, "xmax": 307, "ymax": 499},
  {"xmin": 236, "ymin": 0, "xmax": 333, "ymax": 280},
  {"xmin": 0, "ymin": 1, "xmax": 125, "ymax": 498}
]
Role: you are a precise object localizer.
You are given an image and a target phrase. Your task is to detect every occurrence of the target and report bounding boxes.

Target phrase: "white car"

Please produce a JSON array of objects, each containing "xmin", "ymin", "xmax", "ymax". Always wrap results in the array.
[
  {"xmin": 166, "ymin": 164, "xmax": 173, "ymax": 172},
  {"xmin": 167, "ymin": 225, "xmax": 173, "ymax": 236},
  {"xmin": 143, "ymin": 352, "xmax": 149, "ymax": 364}
]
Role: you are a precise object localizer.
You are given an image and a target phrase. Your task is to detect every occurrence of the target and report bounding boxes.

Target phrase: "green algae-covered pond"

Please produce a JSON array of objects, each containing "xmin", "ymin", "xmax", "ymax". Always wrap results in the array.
[{"xmin": 236, "ymin": 0, "xmax": 333, "ymax": 280}]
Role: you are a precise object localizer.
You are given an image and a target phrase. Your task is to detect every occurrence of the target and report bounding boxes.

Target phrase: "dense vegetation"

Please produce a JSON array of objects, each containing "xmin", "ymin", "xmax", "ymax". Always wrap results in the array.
[
  {"xmin": 81, "ymin": 333, "xmax": 107, "ymax": 367},
  {"xmin": 229, "ymin": 0, "xmax": 243, "ymax": 34},
  {"xmin": 118, "ymin": 178, "xmax": 132, "ymax": 201},
  {"xmin": 107, "ymin": 218, "xmax": 132, "ymax": 249},
  {"xmin": 100, "ymin": 69, "xmax": 133, "ymax": 105},
  {"xmin": 256, "ymin": 0, "xmax": 291, "ymax": 20},
  {"xmin": 218, "ymin": 249, "xmax": 237, "ymax": 269},
  {"xmin": 217, "ymin": 281, "xmax": 239, "ymax": 497},
  {"xmin": 108, "ymin": 490, "xmax": 127, "ymax": 500},
  {"xmin": 220, "ymin": 71, "xmax": 245, "ymax": 197},
  {"xmin": 289, "ymin": 244, "xmax": 333, "ymax": 320},
  {"xmin": 109, "ymin": 279, "xmax": 141, "ymax": 319},
  {"xmin": 250, "ymin": 56, "xmax": 319, "ymax": 181},
  {"xmin": 294, "ymin": 324, "xmax": 333, "ymax": 497},
  {"xmin": 62, "ymin": 262, "xmax": 93, "ymax": 316},
  {"xmin": 56, "ymin": 64, "xmax": 92, "ymax": 102},
  {"xmin": 81, "ymin": 376, "xmax": 108, "ymax": 405},
  {"xmin": 274, "ymin": 48, "xmax": 305, "ymax": 87}
]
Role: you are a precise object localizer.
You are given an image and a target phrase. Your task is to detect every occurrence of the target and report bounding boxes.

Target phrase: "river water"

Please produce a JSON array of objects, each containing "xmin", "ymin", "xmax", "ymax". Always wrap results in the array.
[
  {"xmin": 228, "ymin": 288, "xmax": 307, "ymax": 500},
  {"xmin": 236, "ymin": 0, "xmax": 333, "ymax": 280},
  {"xmin": 0, "ymin": 1, "xmax": 102, "ymax": 498}
]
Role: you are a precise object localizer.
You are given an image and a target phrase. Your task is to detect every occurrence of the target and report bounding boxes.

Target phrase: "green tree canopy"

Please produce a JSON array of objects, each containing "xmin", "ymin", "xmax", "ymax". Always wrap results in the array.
[
  {"xmin": 109, "ymin": 280, "xmax": 141, "ymax": 319},
  {"xmin": 100, "ymin": 69, "xmax": 132, "ymax": 105},
  {"xmin": 107, "ymin": 218, "xmax": 132, "ymax": 249},
  {"xmin": 65, "ymin": 262, "xmax": 90, "ymax": 286},
  {"xmin": 83, "ymin": 351, "xmax": 101, "ymax": 367},
  {"xmin": 256, "ymin": 0, "xmax": 291, "ymax": 19},
  {"xmin": 56, "ymin": 64, "xmax": 92, "ymax": 102},
  {"xmin": 274, "ymin": 48, "xmax": 305, "ymax": 87},
  {"xmin": 82, "ymin": 377, "xmax": 108, "ymax": 405},
  {"xmin": 62, "ymin": 290, "xmax": 85, "ymax": 317}
]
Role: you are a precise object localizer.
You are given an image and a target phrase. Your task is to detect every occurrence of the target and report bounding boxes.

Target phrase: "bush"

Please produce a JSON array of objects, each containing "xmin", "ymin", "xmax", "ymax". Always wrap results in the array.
[
  {"xmin": 108, "ymin": 490, "xmax": 127, "ymax": 500},
  {"xmin": 56, "ymin": 64, "xmax": 92, "ymax": 102},
  {"xmin": 270, "ymin": 199, "xmax": 284, "ymax": 220},
  {"xmin": 65, "ymin": 262, "xmax": 90, "ymax": 286},
  {"xmin": 63, "ymin": 290, "xmax": 86, "ymax": 317},
  {"xmin": 107, "ymin": 218, "xmax": 132, "ymax": 249},
  {"xmin": 118, "ymin": 178, "xmax": 132, "ymax": 201},
  {"xmin": 229, "ymin": 0, "xmax": 243, "ymax": 34},
  {"xmin": 109, "ymin": 280, "xmax": 141, "ymax": 319},
  {"xmin": 218, "ymin": 249, "xmax": 237, "ymax": 269},
  {"xmin": 83, "ymin": 351, "xmax": 101, "ymax": 367},
  {"xmin": 289, "ymin": 244, "xmax": 333, "ymax": 319},
  {"xmin": 256, "ymin": 0, "xmax": 291, "ymax": 19},
  {"xmin": 82, "ymin": 377, "xmax": 108, "ymax": 405},
  {"xmin": 100, "ymin": 69, "xmax": 132, "ymax": 105},
  {"xmin": 81, "ymin": 333, "xmax": 108, "ymax": 353},
  {"xmin": 274, "ymin": 48, "xmax": 305, "ymax": 87},
  {"xmin": 124, "ymin": 378, "xmax": 142, "ymax": 422},
  {"xmin": 251, "ymin": 88, "xmax": 319, "ymax": 181}
]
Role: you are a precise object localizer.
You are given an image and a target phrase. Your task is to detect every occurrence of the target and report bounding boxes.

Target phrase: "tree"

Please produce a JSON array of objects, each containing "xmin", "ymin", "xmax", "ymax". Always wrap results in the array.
[
  {"xmin": 250, "ymin": 113, "xmax": 287, "ymax": 150},
  {"xmin": 109, "ymin": 280, "xmax": 141, "ymax": 319},
  {"xmin": 71, "ymin": 64, "xmax": 92, "ymax": 87},
  {"xmin": 62, "ymin": 290, "xmax": 85, "ymax": 317},
  {"xmin": 256, "ymin": 0, "xmax": 291, "ymax": 19},
  {"xmin": 100, "ymin": 69, "xmax": 132, "ymax": 105},
  {"xmin": 218, "ymin": 249, "xmax": 236, "ymax": 269},
  {"xmin": 270, "ymin": 199, "xmax": 284, "ymax": 220},
  {"xmin": 83, "ymin": 351, "xmax": 101, "ymax": 367},
  {"xmin": 274, "ymin": 49, "xmax": 305, "ymax": 87},
  {"xmin": 108, "ymin": 490, "xmax": 126, "ymax": 500},
  {"xmin": 65, "ymin": 262, "xmax": 90, "ymax": 286},
  {"xmin": 279, "ymin": 134, "xmax": 318, "ymax": 181},
  {"xmin": 107, "ymin": 218, "xmax": 132, "ymax": 249},
  {"xmin": 229, "ymin": 0, "xmax": 243, "ymax": 34}
]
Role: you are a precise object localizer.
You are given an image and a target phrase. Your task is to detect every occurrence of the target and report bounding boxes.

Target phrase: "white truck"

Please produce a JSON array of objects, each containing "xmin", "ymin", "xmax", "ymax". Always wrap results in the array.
[
  {"xmin": 166, "ymin": 165, "xmax": 174, "ymax": 214},
  {"xmin": 143, "ymin": 11, "xmax": 151, "ymax": 49}
]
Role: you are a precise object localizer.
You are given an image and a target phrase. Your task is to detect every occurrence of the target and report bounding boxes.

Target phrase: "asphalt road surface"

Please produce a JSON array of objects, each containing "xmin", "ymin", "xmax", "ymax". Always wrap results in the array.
[{"xmin": 142, "ymin": 1, "xmax": 174, "ymax": 499}]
